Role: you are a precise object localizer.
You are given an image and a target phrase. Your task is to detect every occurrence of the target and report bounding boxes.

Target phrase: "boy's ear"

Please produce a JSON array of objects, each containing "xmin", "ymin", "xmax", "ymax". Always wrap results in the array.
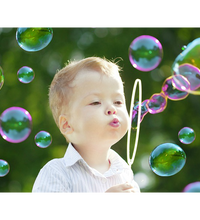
[{"xmin": 59, "ymin": 115, "xmax": 73, "ymax": 135}]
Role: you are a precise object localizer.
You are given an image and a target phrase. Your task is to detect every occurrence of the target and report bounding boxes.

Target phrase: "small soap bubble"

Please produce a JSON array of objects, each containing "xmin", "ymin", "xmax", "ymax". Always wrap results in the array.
[
  {"xmin": 183, "ymin": 181, "xmax": 200, "ymax": 192},
  {"xmin": 0, "ymin": 159, "xmax": 10, "ymax": 177},
  {"xmin": 0, "ymin": 107, "xmax": 32, "ymax": 143},
  {"xmin": 35, "ymin": 131, "xmax": 52, "ymax": 148},
  {"xmin": 17, "ymin": 66, "xmax": 35, "ymax": 84},
  {"xmin": 149, "ymin": 143, "xmax": 186, "ymax": 177},
  {"xmin": 0, "ymin": 67, "xmax": 4, "ymax": 89},
  {"xmin": 132, "ymin": 99, "xmax": 149, "ymax": 129},
  {"xmin": 178, "ymin": 127, "xmax": 195, "ymax": 144},
  {"xmin": 16, "ymin": 28, "xmax": 53, "ymax": 52},
  {"xmin": 172, "ymin": 38, "xmax": 200, "ymax": 95},
  {"xmin": 162, "ymin": 76, "xmax": 189, "ymax": 100},
  {"xmin": 129, "ymin": 35, "xmax": 163, "ymax": 72},
  {"xmin": 146, "ymin": 93, "xmax": 167, "ymax": 114}
]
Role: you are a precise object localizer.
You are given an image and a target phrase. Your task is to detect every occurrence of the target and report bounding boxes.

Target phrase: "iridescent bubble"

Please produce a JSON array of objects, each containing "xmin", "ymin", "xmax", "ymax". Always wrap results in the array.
[
  {"xmin": 149, "ymin": 143, "xmax": 186, "ymax": 177},
  {"xmin": 17, "ymin": 66, "xmax": 35, "ymax": 84},
  {"xmin": 16, "ymin": 28, "xmax": 53, "ymax": 52},
  {"xmin": 132, "ymin": 99, "xmax": 149, "ymax": 129},
  {"xmin": 0, "ymin": 159, "xmax": 10, "ymax": 177},
  {"xmin": 0, "ymin": 67, "xmax": 4, "ymax": 89},
  {"xmin": 35, "ymin": 131, "xmax": 52, "ymax": 148},
  {"xmin": 178, "ymin": 127, "xmax": 195, "ymax": 144},
  {"xmin": 162, "ymin": 76, "xmax": 189, "ymax": 100},
  {"xmin": 129, "ymin": 35, "xmax": 163, "ymax": 72},
  {"xmin": 171, "ymin": 74, "xmax": 191, "ymax": 92},
  {"xmin": 172, "ymin": 38, "xmax": 200, "ymax": 95},
  {"xmin": 183, "ymin": 181, "xmax": 200, "ymax": 192},
  {"xmin": 0, "ymin": 107, "xmax": 32, "ymax": 143},
  {"xmin": 146, "ymin": 93, "xmax": 167, "ymax": 114}
]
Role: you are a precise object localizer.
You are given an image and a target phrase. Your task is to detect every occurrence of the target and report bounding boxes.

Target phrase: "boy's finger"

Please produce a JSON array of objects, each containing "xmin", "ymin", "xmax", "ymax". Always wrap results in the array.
[
  {"xmin": 123, "ymin": 189, "xmax": 134, "ymax": 193},
  {"xmin": 121, "ymin": 182, "xmax": 134, "ymax": 190}
]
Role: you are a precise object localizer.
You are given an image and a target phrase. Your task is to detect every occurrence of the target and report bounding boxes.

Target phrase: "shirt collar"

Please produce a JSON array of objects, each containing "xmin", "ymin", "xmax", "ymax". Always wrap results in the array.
[
  {"xmin": 63, "ymin": 143, "xmax": 83, "ymax": 167},
  {"xmin": 63, "ymin": 142, "xmax": 129, "ymax": 177}
]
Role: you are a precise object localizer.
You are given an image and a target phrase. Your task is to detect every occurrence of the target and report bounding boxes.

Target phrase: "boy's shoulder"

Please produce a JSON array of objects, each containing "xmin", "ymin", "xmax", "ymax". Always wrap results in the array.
[{"xmin": 41, "ymin": 157, "xmax": 67, "ymax": 173}]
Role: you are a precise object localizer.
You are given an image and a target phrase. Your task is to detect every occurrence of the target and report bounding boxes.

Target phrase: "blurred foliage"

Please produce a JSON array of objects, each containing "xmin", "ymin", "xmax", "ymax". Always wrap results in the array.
[{"xmin": 0, "ymin": 28, "xmax": 200, "ymax": 192}]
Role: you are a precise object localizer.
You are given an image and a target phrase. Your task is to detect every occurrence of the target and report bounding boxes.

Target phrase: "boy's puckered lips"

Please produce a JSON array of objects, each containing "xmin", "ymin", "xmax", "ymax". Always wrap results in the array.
[{"xmin": 109, "ymin": 118, "xmax": 120, "ymax": 127}]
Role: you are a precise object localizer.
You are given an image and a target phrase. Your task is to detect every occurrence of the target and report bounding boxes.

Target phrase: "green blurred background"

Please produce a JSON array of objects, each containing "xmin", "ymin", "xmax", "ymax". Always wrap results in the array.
[{"xmin": 0, "ymin": 27, "xmax": 200, "ymax": 192}]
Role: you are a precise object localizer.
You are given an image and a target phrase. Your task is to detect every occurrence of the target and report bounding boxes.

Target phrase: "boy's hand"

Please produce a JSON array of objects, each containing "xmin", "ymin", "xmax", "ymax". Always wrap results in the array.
[{"xmin": 105, "ymin": 182, "xmax": 137, "ymax": 193}]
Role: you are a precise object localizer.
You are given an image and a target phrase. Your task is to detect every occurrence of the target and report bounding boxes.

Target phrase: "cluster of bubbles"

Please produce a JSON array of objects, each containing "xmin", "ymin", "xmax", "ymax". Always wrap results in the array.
[
  {"xmin": 172, "ymin": 38, "xmax": 200, "ymax": 95},
  {"xmin": 148, "ymin": 126, "xmax": 196, "ymax": 178},
  {"xmin": 148, "ymin": 126, "xmax": 195, "ymax": 178},
  {"xmin": 0, "ymin": 28, "xmax": 54, "ymax": 177},
  {"xmin": 129, "ymin": 36, "xmax": 200, "ymax": 128},
  {"xmin": 129, "ymin": 35, "xmax": 199, "ymax": 191}
]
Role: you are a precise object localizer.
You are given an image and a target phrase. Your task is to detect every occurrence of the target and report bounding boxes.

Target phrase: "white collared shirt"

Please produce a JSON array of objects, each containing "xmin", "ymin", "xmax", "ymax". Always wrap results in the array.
[{"xmin": 32, "ymin": 143, "xmax": 140, "ymax": 192}]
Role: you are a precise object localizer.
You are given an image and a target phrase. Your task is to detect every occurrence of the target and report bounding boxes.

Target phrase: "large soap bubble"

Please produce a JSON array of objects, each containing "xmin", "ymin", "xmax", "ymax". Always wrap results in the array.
[
  {"xmin": 149, "ymin": 143, "xmax": 186, "ymax": 176},
  {"xmin": 0, "ymin": 107, "xmax": 32, "ymax": 143},
  {"xmin": 129, "ymin": 35, "xmax": 163, "ymax": 72},
  {"xmin": 16, "ymin": 28, "xmax": 53, "ymax": 52},
  {"xmin": 172, "ymin": 38, "xmax": 200, "ymax": 95}
]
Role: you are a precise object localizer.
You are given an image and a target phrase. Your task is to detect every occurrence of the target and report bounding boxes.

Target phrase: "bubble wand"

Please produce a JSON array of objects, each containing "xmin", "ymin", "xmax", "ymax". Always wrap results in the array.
[{"xmin": 127, "ymin": 79, "xmax": 142, "ymax": 168}]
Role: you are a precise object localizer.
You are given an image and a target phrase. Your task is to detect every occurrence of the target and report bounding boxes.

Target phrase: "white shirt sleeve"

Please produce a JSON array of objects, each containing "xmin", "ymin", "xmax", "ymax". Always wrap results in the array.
[{"xmin": 32, "ymin": 162, "xmax": 71, "ymax": 192}]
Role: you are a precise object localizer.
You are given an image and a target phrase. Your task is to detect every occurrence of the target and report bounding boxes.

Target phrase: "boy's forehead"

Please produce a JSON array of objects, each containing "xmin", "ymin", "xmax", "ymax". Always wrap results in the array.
[
  {"xmin": 72, "ymin": 68, "xmax": 122, "ymax": 84},
  {"xmin": 70, "ymin": 69, "xmax": 124, "ymax": 95}
]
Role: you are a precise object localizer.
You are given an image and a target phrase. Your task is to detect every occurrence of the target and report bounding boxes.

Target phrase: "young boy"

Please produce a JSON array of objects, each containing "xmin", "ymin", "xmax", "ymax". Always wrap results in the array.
[{"xmin": 32, "ymin": 57, "xmax": 140, "ymax": 193}]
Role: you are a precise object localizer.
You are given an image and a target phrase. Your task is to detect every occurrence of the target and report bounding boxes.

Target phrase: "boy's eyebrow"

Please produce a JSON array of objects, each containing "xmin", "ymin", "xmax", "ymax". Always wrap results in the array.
[
  {"xmin": 83, "ymin": 91, "xmax": 125, "ymax": 99},
  {"xmin": 83, "ymin": 92, "xmax": 101, "ymax": 99}
]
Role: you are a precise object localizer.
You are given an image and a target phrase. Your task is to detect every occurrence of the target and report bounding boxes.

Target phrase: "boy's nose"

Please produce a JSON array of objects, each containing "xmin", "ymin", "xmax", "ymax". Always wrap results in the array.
[{"xmin": 106, "ymin": 108, "xmax": 116, "ymax": 115}]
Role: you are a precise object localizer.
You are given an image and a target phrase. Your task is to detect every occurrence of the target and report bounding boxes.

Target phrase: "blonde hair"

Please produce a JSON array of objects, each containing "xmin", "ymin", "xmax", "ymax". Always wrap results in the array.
[{"xmin": 49, "ymin": 56, "xmax": 122, "ymax": 128}]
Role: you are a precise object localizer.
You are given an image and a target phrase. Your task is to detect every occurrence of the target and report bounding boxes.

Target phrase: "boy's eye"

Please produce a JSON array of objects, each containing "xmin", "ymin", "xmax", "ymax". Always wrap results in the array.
[
  {"xmin": 90, "ymin": 102, "xmax": 101, "ymax": 105},
  {"xmin": 115, "ymin": 101, "xmax": 123, "ymax": 105}
]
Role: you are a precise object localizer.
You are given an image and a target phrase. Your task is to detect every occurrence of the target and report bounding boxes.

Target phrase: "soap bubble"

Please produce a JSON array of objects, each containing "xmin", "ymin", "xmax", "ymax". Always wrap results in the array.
[
  {"xmin": 0, "ymin": 159, "xmax": 10, "ymax": 177},
  {"xmin": 35, "ymin": 131, "xmax": 52, "ymax": 148},
  {"xmin": 146, "ymin": 93, "xmax": 167, "ymax": 114},
  {"xmin": 162, "ymin": 76, "xmax": 189, "ymax": 100},
  {"xmin": 183, "ymin": 181, "xmax": 200, "ymax": 192},
  {"xmin": 178, "ymin": 127, "xmax": 195, "ymax": 144},
  {"xmin": 129, "ymin": 35, "xmax": 163, "ymax": 72},
  {"xmin": 149, "ymin": 143, "xmax": 186, "ymax": 177},
  {"xmin": 0, "ymin": 107, "xmax": 32, "ymax": 143},
  {"xmin": 16, "ymin": 28, "xmax": 53, "ymax": 52},
  {"xmin": 132, "ymin": 99, "xmax": 149, "ymax": 129},
  {"xmin": 172, "ymin": 38, "xmax": 200, "ymax": 95},
  {"xmin": 0, "ymin": 67, "xmax": 4, "ymax": 89},
  {"xmin": 17, "ymin": 66, "xmax": 35, "ymax": 83}
]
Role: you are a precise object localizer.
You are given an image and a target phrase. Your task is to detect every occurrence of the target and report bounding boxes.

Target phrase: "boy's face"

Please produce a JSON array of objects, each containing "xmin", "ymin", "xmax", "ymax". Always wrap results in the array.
[{"xmin": 61, "ymin": 69, "xmax": 130, "ymax": 148}]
